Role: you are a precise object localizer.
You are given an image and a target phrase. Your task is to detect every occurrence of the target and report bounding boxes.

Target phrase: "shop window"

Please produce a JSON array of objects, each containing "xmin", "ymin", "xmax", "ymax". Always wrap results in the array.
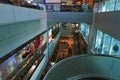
[
  {"xmin": 109, "ymin": 38, "xmax": 120, "ymax": 56},
  {"xmin": 102, "ymin": 34, "xmax": 112, "ymax": 54},
  {"xmin": 92, "ymin": 29, "xmax": 120, "ymax": 56},
  {"xmin": 80, "ymin": 23, "xmax": 90, "ymax": 41},
  {"xmin": 16, "ymin": 53, "xmax": 23, "ymax": 64},
  {"xmin": 94, "ymin": 30, "xmax": 104, "ymax": 54},
  {"xmin": 7, "ymin": 61, "xmax": 15, "ymax": 73},
  {"xmin": 107, "ymin": 0, "xmax": 116, "ymax": 11},
  {"xmin": 115, "ymin": 0, "xmax": 120, "ymax": 10},
  {"xmin": 0, "ymin": 54, "xmax": 16, "ymax": 80},
  {"xmin": 93, "ymin": 30, "xmax": 112, "ymax": 54},
  {"xmin": 99, "ymin": 1, "xmax": 108, "ymax": 12},
  {"xmin": 84, "ymin": 24, "xmax": 90, "ymax": 41},
  {"xmin": 98, "ymin": 2, "xmax": 102, "ymax": 12}
]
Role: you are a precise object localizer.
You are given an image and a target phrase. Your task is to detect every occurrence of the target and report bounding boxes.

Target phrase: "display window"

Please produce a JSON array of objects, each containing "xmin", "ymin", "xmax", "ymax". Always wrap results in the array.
[
  {"xmin": 98, "ymin": 0, "xmax": 119, "ymax": 12},
  {"xmin": 98, "ymin": 1, "xmax": 108, "ymax": 12},
  {"xmin": 94, "ymin": 30, "xmax": 104, "ymax": 54},
  {"xmin": 0, "ymin": 35, "xmax": 45, "ymax": 80},
  {"xmin": 107, "ymin": 0, "xmax": 116, "ymax": 11},
  {"xmin": 115, "ymin": 0, "xmax": 120, "ymax": 10},
  {"xmin": 101, "ymin": 1, "xmax": 108, "ymax": 12},
  {"xmin": 0, "ymin": 54, "xmax": 17, "ymax": 80},
  {"xmin": 102, "ymin": 34, "xmax": 112, "ymax": 54},
  {"xmin": 0, "ymin": 40, "xmax": 37, "ymax": 80},
  {"xmin": 80, "ymin": 23, "xmax": 90, "ymax": 41},
  {"xmin": 92, "ymin": 29, "xmax": 120, "ymax": 56},
  {"xmin": 109, "ymin": 38, "xmax": 120, "ymax": 55},
  {"xmin": 98, "ymin": 2, "xmax": 103, "ymax": 12},
  {"xmin": 85, "ymin": 24, "xmax": 90, "ymax": 41},
  {"xmin": 93, "ymin": 31, "xmax": 112, "ymax": 54}
]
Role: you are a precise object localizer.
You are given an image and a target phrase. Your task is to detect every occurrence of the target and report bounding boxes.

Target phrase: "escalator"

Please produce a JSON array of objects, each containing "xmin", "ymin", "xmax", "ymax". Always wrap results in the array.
[{"xmin": 43, "ymin": 54, "xmax": 120, "ymax": 80}]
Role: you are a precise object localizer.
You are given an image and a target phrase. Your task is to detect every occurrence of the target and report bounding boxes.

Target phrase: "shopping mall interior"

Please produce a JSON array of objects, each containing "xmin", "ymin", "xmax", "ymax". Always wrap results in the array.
[{"xmin": 0, "ymin": 0, "xmax": 120, "ymax": 80}]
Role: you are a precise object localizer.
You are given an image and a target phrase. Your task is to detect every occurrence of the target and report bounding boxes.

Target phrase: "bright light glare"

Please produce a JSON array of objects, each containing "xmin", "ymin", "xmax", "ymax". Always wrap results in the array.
[
  {"xmin": 50, "ymin": 62, "xmax": 55, "ymax": 66},
  {"xmin": 31, "ymin": 65, "xmax": 36, "ymax": 71}
]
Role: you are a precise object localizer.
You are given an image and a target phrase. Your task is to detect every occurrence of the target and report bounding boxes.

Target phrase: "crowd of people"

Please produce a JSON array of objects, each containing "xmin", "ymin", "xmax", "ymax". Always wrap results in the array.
[
  {"xmin": 61, "ymin": 1, "xmax": 93, "ymax": 12},
  {"xmin": 60, "ymin": 0, "xmax": 93, "ymax": 12},
  {"xmin": 0, "ymin": 0, "xmax": 40, "ymax": 9},
  {"xmin": 0, "ymin": 0, "xmax": 93, "ymax": 12},
  {"xmin": 0, "ymin": 0, "xmax": 25, "ymax": 5},
  {"xmin": 22, "ymin": 37, "xmax": 41, "ymax": 58}
]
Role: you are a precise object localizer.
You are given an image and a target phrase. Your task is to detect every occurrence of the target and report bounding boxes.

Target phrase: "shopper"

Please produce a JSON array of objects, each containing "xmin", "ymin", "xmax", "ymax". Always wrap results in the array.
[
  {"xmin": 113, "ymin": 43, "xmax": 119, "ymax": 53},
  {"xmin": 82, "ymin": 2, "xmax": 89, "ymax": 12}
]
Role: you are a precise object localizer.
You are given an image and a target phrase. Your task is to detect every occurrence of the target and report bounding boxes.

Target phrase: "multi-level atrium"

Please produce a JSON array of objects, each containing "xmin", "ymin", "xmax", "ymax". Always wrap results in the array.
[{"xmin": 0, "ymin": 0, "xmax": 120, "ymax": 80}]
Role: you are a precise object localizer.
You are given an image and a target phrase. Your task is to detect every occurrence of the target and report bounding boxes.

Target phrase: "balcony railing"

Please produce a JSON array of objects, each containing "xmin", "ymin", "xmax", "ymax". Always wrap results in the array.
[
  {"xmin": 0, "ymin": 0, "xmax": 41, "ymax": 10},
  {"xmin": 46, "ymin": 4, "xmax": 93, "ymax": 12}
]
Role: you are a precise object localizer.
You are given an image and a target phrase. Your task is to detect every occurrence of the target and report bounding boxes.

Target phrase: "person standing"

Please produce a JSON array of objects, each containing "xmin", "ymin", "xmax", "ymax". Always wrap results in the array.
[
  {"xmin": 113, "ymin": 43, "xmax": 119, "ymax": 53},
  {"xmin": 82, "ymin": 1, "xmax": 88, "ymax": 12}
]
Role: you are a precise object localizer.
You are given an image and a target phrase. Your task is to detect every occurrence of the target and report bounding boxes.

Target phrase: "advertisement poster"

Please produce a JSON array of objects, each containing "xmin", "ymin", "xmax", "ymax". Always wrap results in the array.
[{"xmin": 49, "ymin": 29, "xmax": 52, "ymax": 43}]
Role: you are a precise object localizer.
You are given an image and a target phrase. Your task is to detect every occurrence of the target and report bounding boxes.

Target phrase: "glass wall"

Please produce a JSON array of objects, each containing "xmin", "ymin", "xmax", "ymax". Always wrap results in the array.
[
  {"xmin": 107, "ymin": 0, "xmax": 116, "ymax": 11},
  {"xmin": 115, "ymin": 0, "xmax": 120, "ymax": 10},
  {"xmin": 92, "ymin": 29, "xmax": 120, "ymax": 56},
  {"xmin": 93, "ymin": 30, "xmax": 104, "ymax": 54},
  {"xmin": 0, "ymin": 34, "xmax": 46, "ymax": 80},
  {"xmin": 79, "ymin": 23, "xmax": 90, "ymax": 42},
  {"xmin": 102, "ymin": 34, "xmax": 112, "ymax": 54},
  {"xmin": 109, "ymin": 38, "xmax": 120, "ymax": 55},
  {"xmin": 98, "ymin": 1, "xmax": 108, "ymax": 12},
  {"xmin": 98, "ymin": 0, "xmax": 119, "ymax": 12}
]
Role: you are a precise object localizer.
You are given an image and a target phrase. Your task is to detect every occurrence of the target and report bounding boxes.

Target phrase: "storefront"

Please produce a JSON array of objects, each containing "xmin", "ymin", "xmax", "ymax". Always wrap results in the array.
[
  {"xmin": 79, "ymin": 23, "xmax": 90, "ymax": 42},
  {"xmin": 92, "ymin": 29, "xmax": 120, "ymax": 56},
  {"xmin": 98, "ymin": 0, "xmax": 120, "ymax": 12},
  {"xmin": 0, "ymin": 35, "xmax": 45, "ymax": 80}
]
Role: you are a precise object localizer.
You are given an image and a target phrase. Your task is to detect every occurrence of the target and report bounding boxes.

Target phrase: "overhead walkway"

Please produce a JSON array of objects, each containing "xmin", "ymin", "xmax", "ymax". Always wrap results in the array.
[
  {"xmin": 47, "ymin": 12, "xmax": 93, "ymax": 24},
  {"xmin": 43, "ymin": 54, "xmax": 120, "ymax": 80}
]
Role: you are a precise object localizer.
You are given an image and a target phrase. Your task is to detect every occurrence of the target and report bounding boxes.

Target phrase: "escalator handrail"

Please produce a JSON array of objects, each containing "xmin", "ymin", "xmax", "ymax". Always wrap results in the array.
[
  {"xmin": 43, "ymin": 54, "xmax": 120, "ymax": 80},
  {"xmin": 81, "ymin": 53, "xmax": 120, "ymax": 59}
]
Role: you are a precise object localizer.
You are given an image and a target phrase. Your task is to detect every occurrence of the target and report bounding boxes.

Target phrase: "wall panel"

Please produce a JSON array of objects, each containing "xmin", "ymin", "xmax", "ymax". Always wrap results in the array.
[{"xmin": 0, "ymin": 4, "xmax": 14, "ymax": 25}]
